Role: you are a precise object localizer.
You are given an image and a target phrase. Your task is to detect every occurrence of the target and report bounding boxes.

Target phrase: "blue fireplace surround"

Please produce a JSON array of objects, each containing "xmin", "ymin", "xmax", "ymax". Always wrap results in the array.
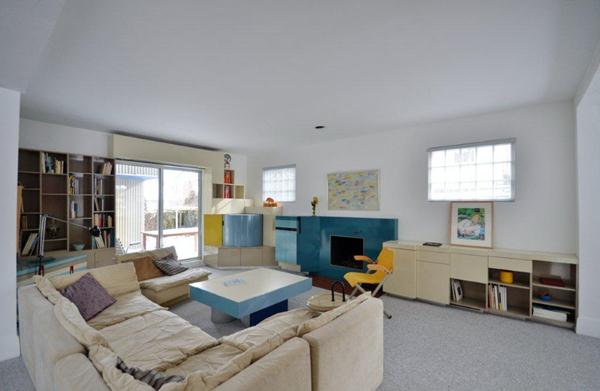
[{"xmin": 275, "ymin": 216, "xmax": 398, "ymax": 281}]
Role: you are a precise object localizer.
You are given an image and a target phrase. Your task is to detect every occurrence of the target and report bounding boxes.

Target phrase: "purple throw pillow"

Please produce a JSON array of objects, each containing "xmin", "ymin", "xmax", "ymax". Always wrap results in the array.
[{"xmin": 60, "ymin": 273, "xmax": 116, "ymax": 321}]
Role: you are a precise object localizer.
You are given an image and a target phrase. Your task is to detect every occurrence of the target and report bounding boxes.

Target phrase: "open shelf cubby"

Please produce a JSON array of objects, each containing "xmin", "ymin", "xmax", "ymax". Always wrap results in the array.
[
  {"xmin": 530, "ymin": 260, "xmax": 577, "ymax": 326},
  {"xmin": 450, "ymin": 279, "xmax": 486, "ymax": 311}
]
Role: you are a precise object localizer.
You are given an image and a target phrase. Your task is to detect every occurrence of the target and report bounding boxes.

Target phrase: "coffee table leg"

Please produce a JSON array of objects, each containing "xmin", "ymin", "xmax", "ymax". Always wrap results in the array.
[
  {"xmin": 211, "ymin": 308, "xmax": 236, "ymax": 323},
  {"xmin": 242, "ymin": 300, "xmax": 288, "ymax": 327}
]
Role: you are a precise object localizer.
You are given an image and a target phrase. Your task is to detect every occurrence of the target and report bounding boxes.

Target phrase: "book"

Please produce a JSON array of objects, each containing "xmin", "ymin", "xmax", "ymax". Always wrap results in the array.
[
  {"xmin": 94, "ymin": 235, "xmax": 105, "ymax": 249},
  {"xmin": 533, "ymin": 306, "xmax": 568, "ymax": 322},
  {"xmin": 21, "ymin": 233, "xmax": 38, "ymax": 256},
  {"xmin": 451, "ymin": 280, "xmax": 463, "ymax": 301}
]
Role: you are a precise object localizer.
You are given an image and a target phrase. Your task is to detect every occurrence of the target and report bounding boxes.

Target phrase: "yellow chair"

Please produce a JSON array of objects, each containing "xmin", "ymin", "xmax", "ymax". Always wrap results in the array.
[{"xmin": 344, "ymin": 248, "xmax": 394, "ymax": 319}]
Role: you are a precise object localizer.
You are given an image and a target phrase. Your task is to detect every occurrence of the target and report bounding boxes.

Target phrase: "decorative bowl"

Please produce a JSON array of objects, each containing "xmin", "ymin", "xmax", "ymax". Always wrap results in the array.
[{"xmin": 72, "ymin": 243, "xmax": 85, "ymax": 251}]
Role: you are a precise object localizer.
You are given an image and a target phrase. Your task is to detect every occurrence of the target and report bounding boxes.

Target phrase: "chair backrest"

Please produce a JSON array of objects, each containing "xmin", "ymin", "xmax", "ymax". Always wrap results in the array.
[{"xmin": 373, "ymin": 248, "xmax": 394, "ymax": 280}]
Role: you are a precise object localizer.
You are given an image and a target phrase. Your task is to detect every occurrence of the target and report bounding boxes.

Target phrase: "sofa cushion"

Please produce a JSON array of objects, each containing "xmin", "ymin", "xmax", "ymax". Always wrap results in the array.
[
  {"xmin": 297, "ymin": 292, "xmax": 371, "ymax": 336},
  {"xmin": 53, "ymin": 297, "xmax": 108, "ymax": 348},
  {"xmin": 131, "ymin": 256, "xmax": 164, "ymax": 281},
  {"xmin": 50, "ymin": 262, "xmax": 140, "ymax": 298},
  {"xmin": 164, "ymin": 344, "xmax": 244, "ymax": 378},
  {"xmin": 100, "ymin": 310, "xmax": 218, "ymax": 371},
  {"xmin": 140, "ymin": 268, "xmax": 211, "ymax": 293},
  {"xmin": 60, "ymin": 273, "xmax": 117, "ymax": 321},
  {"xmin": 88, "ymin": 291, "xmax": 165, "ymax": 330},
  {"xmin": 153, "ymin": 259, "xmax": 188, "ymax": 276},
  {"xmin": 221, "ymin": 308, "xmax": 315, "ymax": 352}
]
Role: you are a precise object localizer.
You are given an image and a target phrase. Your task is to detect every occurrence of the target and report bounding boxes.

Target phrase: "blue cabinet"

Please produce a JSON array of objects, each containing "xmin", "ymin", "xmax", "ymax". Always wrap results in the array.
[{"xmin": 223, "ymin": 214, "xmax": 263, "ymax": 247}]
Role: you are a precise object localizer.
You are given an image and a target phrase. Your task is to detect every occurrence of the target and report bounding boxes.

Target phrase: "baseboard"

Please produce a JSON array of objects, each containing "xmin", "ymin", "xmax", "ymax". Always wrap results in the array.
[
  {"xmin": 576, "ymin": 316, "xmax": 600, "ymax": 339},
  {"xmin": 0, "ymin": 333, "xmax": 20, "ymax": 362}
]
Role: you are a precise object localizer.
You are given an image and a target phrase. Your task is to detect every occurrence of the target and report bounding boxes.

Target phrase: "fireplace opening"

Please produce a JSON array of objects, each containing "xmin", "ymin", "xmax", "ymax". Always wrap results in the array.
[{"xmin": 330, "ymin": 236, "xmax": 364, "ymax": 269}]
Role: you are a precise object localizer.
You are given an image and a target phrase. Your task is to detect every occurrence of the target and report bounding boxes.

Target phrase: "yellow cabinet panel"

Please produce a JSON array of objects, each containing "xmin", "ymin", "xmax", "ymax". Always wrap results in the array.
[
  {"xmin": 417, "ymin": 261, "xmax": 450, "ymax": 304},
  {"xmin": 204, "ymin": 214, "xmax": 223, "ymax": 247}
]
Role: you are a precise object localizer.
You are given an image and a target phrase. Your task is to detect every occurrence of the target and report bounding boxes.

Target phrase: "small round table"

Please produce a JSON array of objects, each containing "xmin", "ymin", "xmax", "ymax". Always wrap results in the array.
[{"xmin": 307, "ymin": 292, "xmax": 347, "ymax": 312}]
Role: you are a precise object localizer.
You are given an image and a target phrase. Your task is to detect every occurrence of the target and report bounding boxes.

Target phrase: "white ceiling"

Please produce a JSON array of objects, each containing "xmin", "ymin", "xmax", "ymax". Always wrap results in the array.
[{"xmin": 8, "ymin": 0, "xmax": 600, "ymax": 152}]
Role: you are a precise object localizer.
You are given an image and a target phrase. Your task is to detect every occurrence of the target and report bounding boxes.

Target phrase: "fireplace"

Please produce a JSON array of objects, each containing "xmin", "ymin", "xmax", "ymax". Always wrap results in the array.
[{"xmin": 330, "ymin": 236, "xmax": 364, "ymax": 270}]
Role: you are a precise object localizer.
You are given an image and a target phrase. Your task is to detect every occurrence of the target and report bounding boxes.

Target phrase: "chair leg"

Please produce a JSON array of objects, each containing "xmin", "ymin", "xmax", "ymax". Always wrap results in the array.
[{"xmin": 383, "ymin": 309, "xmax": 392, "ymax": 319}]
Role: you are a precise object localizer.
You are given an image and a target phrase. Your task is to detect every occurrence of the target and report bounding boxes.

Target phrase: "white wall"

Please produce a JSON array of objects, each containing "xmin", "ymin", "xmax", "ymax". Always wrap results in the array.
[
  {"xmin": 576, "ymin": 62, "xmax": 600, "ymax": 338},
  {"xmin": 20, "ymin": 118, "xmax": 112, "ymax": 156},
  {"xmin": 0, "ymin": 87, "xmax": 21, "ymax": 361},
  {"xmin": 247, "ymin": 101, "xmax": 577, "ymax": 254}
]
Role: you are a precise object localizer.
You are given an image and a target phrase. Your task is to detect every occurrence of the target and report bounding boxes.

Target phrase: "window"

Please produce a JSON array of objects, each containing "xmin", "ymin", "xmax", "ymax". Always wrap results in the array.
[
  {"xmin": 263, "ymin": 165, "xmax": 296, "ymax": 202},
  {"xmin": 428, "ymin": 139, "xmax": 515, "ymax": 201}
]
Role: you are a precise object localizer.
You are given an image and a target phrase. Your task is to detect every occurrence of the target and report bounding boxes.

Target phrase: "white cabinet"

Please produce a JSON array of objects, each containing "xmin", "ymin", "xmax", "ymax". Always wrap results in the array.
[{"xmin": 385, "ymin": 249, "xmax": 416, "ymax": 299}]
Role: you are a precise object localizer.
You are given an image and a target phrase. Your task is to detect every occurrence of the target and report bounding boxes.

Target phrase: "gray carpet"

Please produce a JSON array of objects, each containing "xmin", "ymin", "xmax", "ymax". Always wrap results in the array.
[{"xmin": 3, "ymin": 267, "xmax": 600, "ymax": 390}]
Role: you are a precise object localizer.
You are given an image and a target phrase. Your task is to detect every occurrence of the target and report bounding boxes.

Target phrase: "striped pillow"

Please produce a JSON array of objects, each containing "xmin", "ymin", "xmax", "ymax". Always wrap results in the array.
[{"xmin": 153, "ymin": 259, "xmax": 188, "ymax": 276}]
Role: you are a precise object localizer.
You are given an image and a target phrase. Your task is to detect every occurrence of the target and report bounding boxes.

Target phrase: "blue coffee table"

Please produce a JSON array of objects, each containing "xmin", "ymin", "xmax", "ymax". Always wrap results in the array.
[{"xmin": 189, "ymin": 268, "xmax": 312, "ymax": 326}]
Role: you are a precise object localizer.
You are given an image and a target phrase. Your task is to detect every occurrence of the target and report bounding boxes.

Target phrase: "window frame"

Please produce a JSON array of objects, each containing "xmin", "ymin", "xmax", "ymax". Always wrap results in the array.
[
  {"xmin": 262, "ymin": 164, "xmax": 297, "ymax": 203},
  {"xmin": 427, "ymin": 138, "xmax": 516, "ymax": 202}
]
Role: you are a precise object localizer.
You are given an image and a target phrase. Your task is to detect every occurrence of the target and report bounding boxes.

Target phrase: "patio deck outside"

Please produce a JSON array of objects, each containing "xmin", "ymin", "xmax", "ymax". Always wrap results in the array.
[{"xmin": 116, "ymin": 163, "xmax": 201, "ymax": 260}]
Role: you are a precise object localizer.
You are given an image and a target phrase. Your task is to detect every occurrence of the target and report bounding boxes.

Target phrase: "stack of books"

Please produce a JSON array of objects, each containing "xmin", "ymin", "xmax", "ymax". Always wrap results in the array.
[
  {"xmin": 41, "ymin": 153, "xmax": 65, "ymax": 174},
  {"xmin": 488, "ymin": 284, "xmax": 508, "ymax": 311},
  {"xmin": 21, "ymin": 233, "xmax": 39, "ymax": 256},
  {"xmin": 68, "ymin": 175, "xmax": 81, "ymax": 194},
  {"xmin": 533, "ymin": 305, "xmax": 568, "ymax": 322}
]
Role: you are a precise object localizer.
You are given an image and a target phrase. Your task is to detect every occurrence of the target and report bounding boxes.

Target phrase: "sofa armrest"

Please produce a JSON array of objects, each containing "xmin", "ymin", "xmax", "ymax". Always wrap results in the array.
[
  {"xmin": 303, "ymin": 298, "xmax": 384, "ymax": 391},
  {"xmin": 215, "ymin": 338, "xmax": 311, "ymax": 391},
  {"xmin": 54, "ymin": 353, "xmax": 110, "ymax": 391}
]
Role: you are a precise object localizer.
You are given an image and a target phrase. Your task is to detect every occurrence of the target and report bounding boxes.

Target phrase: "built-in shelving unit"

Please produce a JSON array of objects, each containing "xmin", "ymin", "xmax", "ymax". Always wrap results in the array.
[
  {"xmin": 384, "ymin": 241, "xmax": 578, "ymax": 330},
  {"xmin": 18, "ymin": 148, "xmax": 116, "ymax": 255},
  {"xmin": 213, "ymin": 167, "xmax": 245, "ymax": 199}
]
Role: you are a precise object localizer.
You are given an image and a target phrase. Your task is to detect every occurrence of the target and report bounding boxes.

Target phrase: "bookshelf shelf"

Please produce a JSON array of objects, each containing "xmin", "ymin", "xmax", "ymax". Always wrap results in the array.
[
  {"xmin": 532, "ymin": 278, "xmax": 576, "ymax": 292},
  {"xmin": 488, "ymin": 279, "xmax": 530, "ymax": 290},
  {"xmin": 531, "ymin": 316, "xmax": 574, "ymax": 328},
  {"xmin": 487, "ymin": 307, "xmax": 529, "ymax": 319},
  {"xmin": 450, "ymin": 297, "xmax": 485, "ymax": 311},
  {"xmin": 532, "ymin": 298, "xmax": 576, "ymax": 310}
]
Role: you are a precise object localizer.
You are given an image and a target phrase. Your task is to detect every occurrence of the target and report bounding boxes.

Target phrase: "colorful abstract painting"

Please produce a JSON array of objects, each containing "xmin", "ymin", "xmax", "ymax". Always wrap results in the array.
[{"xmin": 327, "ymin": 170, "xmax": 379, "ymax": 210}]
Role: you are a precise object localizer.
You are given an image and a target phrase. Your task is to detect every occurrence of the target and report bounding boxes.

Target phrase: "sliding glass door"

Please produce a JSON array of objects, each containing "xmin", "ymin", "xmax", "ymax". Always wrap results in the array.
[{"xmin": 116, "ymin": 161, "xmax": 202, "ymax": 259}]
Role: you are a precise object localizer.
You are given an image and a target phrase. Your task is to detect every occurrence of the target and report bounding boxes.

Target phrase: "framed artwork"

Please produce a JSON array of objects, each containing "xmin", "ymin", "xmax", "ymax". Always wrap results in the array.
[
  {"xmin": 327, "ymin": 169, "xmax": 379, "ymax": 211},
  {"xmin": 450, "ymin": 202, "xmax": 493, "ymax": 248}
]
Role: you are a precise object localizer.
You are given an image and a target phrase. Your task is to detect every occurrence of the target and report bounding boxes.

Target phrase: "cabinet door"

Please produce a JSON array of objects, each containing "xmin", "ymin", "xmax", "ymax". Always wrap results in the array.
[
  {"xmin": 275, "ymin": 229, "xmax": 297, "ymax": 264},
  {"xmin": 450, "ymin": 254, "xmax": 488, "ymax": 283},
  {"xmin": 384, "ymin": 249, "xmax": 416, "ymax": 298},
  {"xmin": 417, "ymin": 261, "xmax": 450, "ymax": 304}
]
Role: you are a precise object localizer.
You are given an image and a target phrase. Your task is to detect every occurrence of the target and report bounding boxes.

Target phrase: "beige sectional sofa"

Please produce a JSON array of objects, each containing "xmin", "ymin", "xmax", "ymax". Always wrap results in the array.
[
  {"xmin": 18, "ymin": 262, "xmax": 384, "ymax": 391},
  {"xmin": 116, "ymin": 246, "xmax": 210, "ymax": 305}
]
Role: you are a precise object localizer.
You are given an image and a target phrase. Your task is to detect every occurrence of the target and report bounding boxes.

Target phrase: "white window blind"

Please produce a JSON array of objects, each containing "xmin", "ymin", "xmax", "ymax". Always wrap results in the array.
[
  {"xmin": 262, "ymin": 165, "xmax": 296, "ymax": 202},
  {"xmin": 428, "ymin": 139, "xmax": 515, "ymax": 201}
]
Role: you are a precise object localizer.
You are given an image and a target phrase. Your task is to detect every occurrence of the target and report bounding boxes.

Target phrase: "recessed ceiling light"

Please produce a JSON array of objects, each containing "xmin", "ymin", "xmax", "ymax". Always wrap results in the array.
[{"xmin": 315, "ymin": 125, "xmax": 325, "ymax": 130}]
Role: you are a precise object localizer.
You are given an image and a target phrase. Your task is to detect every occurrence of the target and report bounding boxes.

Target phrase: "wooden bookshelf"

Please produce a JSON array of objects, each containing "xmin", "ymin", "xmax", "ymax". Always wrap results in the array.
[{"xmin": 18, "ymin": 148, "xmax": 116, "ymax": 256}]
